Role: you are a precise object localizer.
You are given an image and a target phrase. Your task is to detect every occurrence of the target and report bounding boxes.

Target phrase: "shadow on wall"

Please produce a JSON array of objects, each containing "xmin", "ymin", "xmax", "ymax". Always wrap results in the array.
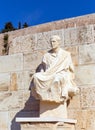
[
  {"xmin": 11, "ymin": 92, "xmax": 40, "ymax": 130},
  {"xmin": 11, "ymin": 63, "xmax": 44, "ymax": 130}
]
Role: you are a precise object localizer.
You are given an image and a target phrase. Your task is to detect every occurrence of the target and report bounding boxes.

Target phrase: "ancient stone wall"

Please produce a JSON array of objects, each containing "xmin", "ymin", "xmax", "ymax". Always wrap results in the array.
[
  {"xmin": 0, "ymin": 13, "xmax": 95, "ymax": 55},
  {"xmin": 0, "ymin": 13, "xmax": 95, "ymax": 130}
]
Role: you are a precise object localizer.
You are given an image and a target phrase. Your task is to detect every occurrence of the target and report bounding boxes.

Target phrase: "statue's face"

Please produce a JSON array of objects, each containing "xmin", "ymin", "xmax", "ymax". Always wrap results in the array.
[{"xmin": 50, "ymin": 38, "xmax": 60, "ymax": 50}]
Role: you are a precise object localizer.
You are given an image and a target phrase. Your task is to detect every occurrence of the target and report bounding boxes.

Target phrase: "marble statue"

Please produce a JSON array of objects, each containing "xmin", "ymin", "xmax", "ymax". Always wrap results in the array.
[{"xmin": 31, "ymin": 35, "xmax": 79, "ymax": 103}]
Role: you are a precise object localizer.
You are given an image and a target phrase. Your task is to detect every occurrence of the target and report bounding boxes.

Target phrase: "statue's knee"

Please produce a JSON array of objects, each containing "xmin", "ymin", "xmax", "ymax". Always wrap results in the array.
[{"xmin": 33, "ymin": 73, "xmax": 37, "ymax": 78}]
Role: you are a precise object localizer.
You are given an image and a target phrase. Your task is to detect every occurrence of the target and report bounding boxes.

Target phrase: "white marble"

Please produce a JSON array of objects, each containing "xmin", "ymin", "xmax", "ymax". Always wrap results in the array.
[{"xmin": 16, "ymin": 117, "xmax": 77, "ymax": 123}]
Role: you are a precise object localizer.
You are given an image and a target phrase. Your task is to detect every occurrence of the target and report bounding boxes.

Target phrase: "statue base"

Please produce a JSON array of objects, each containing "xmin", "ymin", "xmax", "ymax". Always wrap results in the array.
[
  {"xmin": 40, "ymin": 101, "xmax": 67, "ymax": 118},
  {"xmin": 16, "ymin": 117, "xmax": 77, "ymax": 130},
  {"xmin": 16, "ymin": 98, "xmax": 77, "ymax": 130}
]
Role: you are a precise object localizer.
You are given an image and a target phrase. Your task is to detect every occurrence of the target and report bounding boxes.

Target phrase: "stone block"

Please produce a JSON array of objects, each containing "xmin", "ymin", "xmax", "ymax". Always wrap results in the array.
[
  {"xmin": 64, "ymin": 25, "xmax": 94, "ymax": 46},
  {"xmin": 21, "ymin": 123, "xmax": 75, "ymax": 130},
  {"xmin": 0, "ymin": 92, "xmax": 12, "ymax": 111},
  {"xmin": 16, "ymin": 118, "xmax": 77, "ymax": 130},
  {"xmin": 0, "ymin": 73, "xmax": 10, "ymax": 91},
  {"xmin": 9, "ymin": 34, "xmax": 36, "ymax": 54},
  {"xmin": 68, "ymin": 109, "xmax": 95, "ymax": 130},
  {"xmin": 10, "ymin": 73, "xmax": 18, "ymax": 91},
  {"xmin": 40, "ymin": 101, "xmax": 67, "ymax": 118},
  {"xmin": 70, "ymin": 109, "xmax": 95, "ymax": 130},
  {"xmin": 68, "ymin": 94, "xmax": 81, "ymax": 109},
  {"xmin": 8, "ymin": 91, "xmax": 24, "ymax": 110},
  {"xmin": 85, "ymin": 110, "xmax": 95, "ymax": 130},
  {"xmin": 24, "ymin": 51, "xmax": 46, "ymax": 70},
  {"xmin": 75, "ymin": 64, "xmax": 95, "ymax": 86},
  {"xmin": 0, "ymin": 53, "xmax": 23, "ymax": 73},
  {"xmin": 79, "ymin": 44, "xmax": 95, "ymax": 64},
  {"xmin": 10, "ymin": 71, "xmax": 34, "ymax": 91},
  {"xmin": 68, "ymin": 109, "xmax": 86, "ymax": 130},
  {"xmin": 0, "ymin": 91, "xmax": 11, "ymax": 101},
  {"xmin": 77, "ymin": 25, "xmax": 94, "ymax": 44},
  {"xmin": 0, "ymin": 112, "xmax": 8, "ymax": 130},
  {"xmin": 80, "ymin": 86, "xmax": 95, "ymax": 108},
  {"xmin": 9, "ymin": 70, "xmax": 38, "ymax": 92},
  {"xmin": 65, "ymin": 46, "xmax": 79, "ymax": 66},
  {"xmin": 35, "ymin": 32, "xmax": 52, "ymax": 50},
  {"xmin": 0, "ymin": 91, "xmax": 24, "ymax": 111},
  {"xmin": 64, "ymin": 28, "xmax": 78, "ymax": 46}
]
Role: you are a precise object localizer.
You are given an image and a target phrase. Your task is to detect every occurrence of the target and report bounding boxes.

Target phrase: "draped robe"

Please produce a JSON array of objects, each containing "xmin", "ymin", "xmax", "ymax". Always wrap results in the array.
[{"xmin": 31, "ymin": 48, "xmax": 78, "ymax": 103}]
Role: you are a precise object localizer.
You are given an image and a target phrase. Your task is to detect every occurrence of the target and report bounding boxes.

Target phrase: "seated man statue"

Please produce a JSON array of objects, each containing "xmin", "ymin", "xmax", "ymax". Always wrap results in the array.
[{"xmin": 31, "ymin": 35, "xmax": 79, "ymax": 103}]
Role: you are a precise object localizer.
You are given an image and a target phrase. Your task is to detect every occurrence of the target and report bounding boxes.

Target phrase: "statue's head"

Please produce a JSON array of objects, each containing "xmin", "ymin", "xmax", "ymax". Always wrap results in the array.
[{"xmin": 50, "ymin": 35, "xmax": 61, "ymax": 50}]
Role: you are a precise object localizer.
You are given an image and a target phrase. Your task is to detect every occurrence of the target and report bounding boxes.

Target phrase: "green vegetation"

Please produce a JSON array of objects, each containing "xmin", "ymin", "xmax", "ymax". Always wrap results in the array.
[
  {"xmin": 23, "ymin": 22, "xmax": 29, "ymax": 28},
  {"xmin": 2, "ymin": 34, "xmax": 9, "ymax": 55},
  {"xmin": 0, "ymin": 21, "xmax": 29, "ymax": 33},
  {"xmin": 1, "ymin": 22, "xmax": 15, "ymax": 33}
]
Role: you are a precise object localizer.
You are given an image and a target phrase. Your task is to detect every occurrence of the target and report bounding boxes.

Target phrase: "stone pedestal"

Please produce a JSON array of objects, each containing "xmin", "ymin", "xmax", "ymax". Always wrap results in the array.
[
  {"xmin": 16, "ymin": 98, "xmax": 77, "ymax": 130},
  {"xmin": 40, "ymin": 101, "xmax": 67, "ymax": 118},
  {"xmin": 16, "ymin": 117, "xmax": 77, "ymax": 130}
]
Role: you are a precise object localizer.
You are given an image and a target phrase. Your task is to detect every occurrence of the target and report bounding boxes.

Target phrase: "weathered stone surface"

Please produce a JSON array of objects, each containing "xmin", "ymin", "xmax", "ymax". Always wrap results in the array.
[
  {"xmin": 10, "ymin": 72, "xmax": 24, "ymax": 91},
  {"xmin": 21, "ymin": 122, "xmax": 75, "ymax": 130},
  {"xmin": 40, "ymin": 101, "xmax": 67, "ymax": 118},
  {"xmin": 10, "ymin": 71, "xmax": 34, "ymax": 91},
  {"xmin": 68, "ymin": 109, "xmax": 84, "ymax": 130},
  {"xmin": 9, "ymin": 34, "xmax": 36, "ymax": 54},
  {"xmin": 0, "ymin": 92, "xmax": 12, "ymax": 104},
  {"xmin": 79, "ymin": 44, "xmax": 95, "ymax": 64},
  {"xmin": 10, "ymin": 73, "xmax": 18, "ymax": 91},
  {"xmin": 86, "ymin": 110, "xmax": 95, "ymax": 130},
  {"xmin": 0, "ymin": 34, "xmax": 4, "ymax": 55},
  {"xmin": 0, "ymin": 53, "xmax": 23, "ymax": 73},
  {"xmin": 0, "ymin": 91, "xmax": 23, "ymax": 111},
  {"xmin": 68, "ymin": 94, "xmax": 81, "ymax": 109},
  {"xmin": 64, "ymin": 25, "xmax": 94, "ymax": 46},
  {"xmin": 24, "ymin": 50, "xmax": 46, "ymax": 70},
  {"xmin": 8, "ymin": 91, "xmax": 24, "ymax": 110},
  {"xmin": 64, "ymin": 28, "xmax": 78, "ymax": 46},
  {"xmin": 0, "ymin": 73, "xmax": 10, "ymax": 91},
  {"xmin": 0, "ymin": 112, "xmax": 8, "ymax": 130},
  {"xmin": 81, "ymin": 86, "xmax": 95, "ymax": 108},
  {"xmin": 17, "ymin": 71, "xmax": 31, "ymax": 90},
  {"xmin": 10, "ymin": 72, "xmax": 21, "ymax": 91},
  {"xmin": 68, "ymin": 109, "xmax": 95, "ymax": 130},
  {"xmin": 75, "ymin": 65, "xmax": 95, "ymax": 85},
  {"xmin": 35, "ymin": 32, "xmax": 52, "ymax": 50},
  {"xmin": 9, "ymin": 30, "xmax": 64, "ymax": 54},
  {"xmin": 77, "ymin": 25, "xmax": 94, "ymax": 44},
  {"xmin": 65, "ymin": 46, "xmax": 79, "ymax": 66}
]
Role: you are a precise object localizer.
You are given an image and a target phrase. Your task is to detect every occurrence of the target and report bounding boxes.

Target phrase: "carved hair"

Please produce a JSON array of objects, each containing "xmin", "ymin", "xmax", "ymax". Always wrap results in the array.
[{"xmin": 50, "ymin": 35, "xmax": 61, "ymax": 41}]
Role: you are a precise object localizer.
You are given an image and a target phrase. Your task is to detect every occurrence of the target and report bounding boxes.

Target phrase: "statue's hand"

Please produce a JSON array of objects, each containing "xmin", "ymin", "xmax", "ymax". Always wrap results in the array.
[{"xmin": 75, "ymin": 87, "xmax": 80, "ymax": 94}]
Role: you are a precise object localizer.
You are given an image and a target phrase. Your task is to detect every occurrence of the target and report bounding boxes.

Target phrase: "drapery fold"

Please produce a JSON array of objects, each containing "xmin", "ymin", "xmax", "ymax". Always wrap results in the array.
[{"xmin": 31, "ymin": 48, "xmax": 78, "ymax": 103}]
